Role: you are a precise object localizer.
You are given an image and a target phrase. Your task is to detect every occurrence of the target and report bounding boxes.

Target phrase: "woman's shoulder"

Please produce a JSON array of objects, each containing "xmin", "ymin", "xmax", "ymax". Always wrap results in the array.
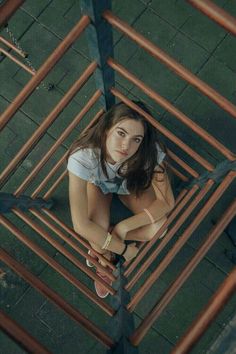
[{"xmin": 68, "ymin": 147, "xmax": 99, "ymax": 170}]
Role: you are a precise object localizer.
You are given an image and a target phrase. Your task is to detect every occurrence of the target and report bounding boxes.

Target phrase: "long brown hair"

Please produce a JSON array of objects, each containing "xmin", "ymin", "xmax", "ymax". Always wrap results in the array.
[{"xmin": 67, "ymin": 101, "xmax": 165, "ymax": 196}]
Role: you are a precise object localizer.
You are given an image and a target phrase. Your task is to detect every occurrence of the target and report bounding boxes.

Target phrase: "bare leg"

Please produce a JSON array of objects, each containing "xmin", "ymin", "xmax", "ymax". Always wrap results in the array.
[
  {"xmin": 125, "ymin": 216, "xmax": 167, "ymax": 242},
  {"xmin": 119, "ymin": 178, "xmax": 172, "ymax": 242},
  {"xmin": 87, "ymin": 182, "xmax": 113, "ymax": 264}
]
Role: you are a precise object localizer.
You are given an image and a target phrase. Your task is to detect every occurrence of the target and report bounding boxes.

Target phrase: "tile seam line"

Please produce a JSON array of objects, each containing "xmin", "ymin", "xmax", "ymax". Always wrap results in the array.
[
  {"xmin": 149, "ymin": 2, "xmax": 231, "ymax": 54},
  {"xmin": 186, "ymin": 240, "xmax": 234, "ymax": 276},
  {"xmin": 133, "ymin": 311, "xmax": 175, "ymax": 345},
  {"xmin": 0, "ymin": 92, "xmax": 81, "ymax": 151},
  {"xmin": 167, "ymin": 31, "xmax": 230, "ymax": 111},
  {"xmin": 2, "ymin": 0, "xmax": 54, "ymax": 62},
  {"xmin": 19, "ymin": 7, "xmax": 91, "ymax": 63},
  {"xmin": 139, "ymin": 1, "xmax": 215, "ymax": 53},
  {"xmin": 3, "ymin": 259, "xmax": 51, "ymax": 311},
  {"xmin": 113, "ymin": 4, "xmax": 148, "ymax": 48}
]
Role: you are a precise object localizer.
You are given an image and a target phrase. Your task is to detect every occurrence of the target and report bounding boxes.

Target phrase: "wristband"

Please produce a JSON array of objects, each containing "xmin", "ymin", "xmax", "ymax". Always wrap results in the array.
[
  {"xmin": 143, "ymin": 208, "xmax": 155, "ymax": 224},
  {"xmin": 120, "ymin": 243, "xmax": 128, "ymax": 256},
  {"xmin": 101, "ymin": 232, "xmax": 112, "ymax": 250}
]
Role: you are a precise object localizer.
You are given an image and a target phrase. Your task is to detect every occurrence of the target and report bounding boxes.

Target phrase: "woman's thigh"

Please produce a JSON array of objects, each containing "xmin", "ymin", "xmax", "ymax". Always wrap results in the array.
[
  {"xmin": 87, "ymin": 182, "xmax": 113, "ymax": 229},
  {"xmin": 118, "ymin": 184, "xmax": 156, "ymax": 215},
  {"xmin": 118, "ymin": 170, "xmax": 174, "ymax": 215}
]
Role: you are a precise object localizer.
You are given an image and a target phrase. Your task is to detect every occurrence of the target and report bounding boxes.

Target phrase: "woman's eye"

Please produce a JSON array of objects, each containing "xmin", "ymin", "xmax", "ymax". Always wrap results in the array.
[
  {"xmin": 117, "ymin": 130, "xmax": 125, "ymax": 137},
  {"xmin": 135, "ymin": 138, "xmax": 141, "ymax": 143}
]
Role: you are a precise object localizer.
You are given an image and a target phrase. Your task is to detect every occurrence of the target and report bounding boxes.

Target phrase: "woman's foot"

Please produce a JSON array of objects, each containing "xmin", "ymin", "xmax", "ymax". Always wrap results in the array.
[
  {"xmin": 94, "ymin": 268, "xmax": 113, "ymax": 298},
  {"xmin": 86, "ymin": 249, "xmax": 98, "ymax": 268},
  {"xmin": 94, "ymin": 252, "xmax": 115, "ymax": 298}
]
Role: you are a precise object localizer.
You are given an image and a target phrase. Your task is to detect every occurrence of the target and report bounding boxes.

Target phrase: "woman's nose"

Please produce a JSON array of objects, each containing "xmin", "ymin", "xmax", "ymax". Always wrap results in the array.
[{"xmin": 122, "ymin": 139, "xmax": 130, "ymax": 151}]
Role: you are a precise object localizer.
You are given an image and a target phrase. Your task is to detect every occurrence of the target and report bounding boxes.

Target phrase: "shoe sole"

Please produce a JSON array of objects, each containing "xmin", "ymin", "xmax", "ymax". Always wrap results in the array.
[
  {"xmin": 86, "ymin": 250, "xmax": 97, "ymax": 268},
  {"xmin": 94, "ymin": 282, "xmax": 109, "ymax": 298},
  {"xmin": 158, "ymin": 228, "xmax": 168, "ymax": 239}
]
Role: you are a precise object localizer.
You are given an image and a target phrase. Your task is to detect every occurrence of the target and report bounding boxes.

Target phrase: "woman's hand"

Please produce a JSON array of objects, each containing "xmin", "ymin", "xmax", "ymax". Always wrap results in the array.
[
  {"xmin": 112, "ymin": 222, "xmax": 128, "ymax": 241},
  {"xmin": 123, "ymin": 242, "xmax": 139, "ymax": 261}
]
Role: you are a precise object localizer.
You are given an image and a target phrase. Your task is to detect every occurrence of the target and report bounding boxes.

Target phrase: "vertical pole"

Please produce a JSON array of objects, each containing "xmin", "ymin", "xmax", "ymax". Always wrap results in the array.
[
  {"xmin": 106, "ymin": 261, "xmax": 139, "ymax": 354},
  {"xmin": 80, "ymin": 0, "xmax": 115, "ymax": 110}
]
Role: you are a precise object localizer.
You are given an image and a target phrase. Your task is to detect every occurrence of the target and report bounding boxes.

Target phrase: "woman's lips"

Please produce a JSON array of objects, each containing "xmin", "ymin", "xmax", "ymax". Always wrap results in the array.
[{"xmin": 116, "ymin": 150, "xmax": 128, "ymax": 156}]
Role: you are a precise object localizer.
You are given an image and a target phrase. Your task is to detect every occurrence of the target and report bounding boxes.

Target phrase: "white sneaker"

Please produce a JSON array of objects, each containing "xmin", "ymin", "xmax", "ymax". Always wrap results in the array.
[{"xmin": 86, "ymin": 250, "xmax": 98, "ymax": 267}]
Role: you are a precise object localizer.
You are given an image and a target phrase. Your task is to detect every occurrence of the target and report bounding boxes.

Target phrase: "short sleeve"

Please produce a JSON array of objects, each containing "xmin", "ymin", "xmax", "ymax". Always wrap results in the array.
[
  {"xmin": 67, "ymin": 149, "xmax": 97, "ymax": 181},
  {"xmin": 156, "ymin": 143, "xmax": 165, "ymax": 165}
]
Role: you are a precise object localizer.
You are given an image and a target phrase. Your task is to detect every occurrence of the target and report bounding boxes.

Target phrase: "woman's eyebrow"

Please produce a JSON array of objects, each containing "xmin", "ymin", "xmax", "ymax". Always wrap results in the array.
[{"xmin": 117, "ymin": 126, "xmax": 144, "ymax": 138}]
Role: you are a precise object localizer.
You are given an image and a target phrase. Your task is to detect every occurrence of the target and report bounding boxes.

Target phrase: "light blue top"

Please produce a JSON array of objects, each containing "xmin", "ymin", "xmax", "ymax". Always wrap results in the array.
[{"xmin": 67, "ymin": 145, "xmax": 165, "ymax": 195}]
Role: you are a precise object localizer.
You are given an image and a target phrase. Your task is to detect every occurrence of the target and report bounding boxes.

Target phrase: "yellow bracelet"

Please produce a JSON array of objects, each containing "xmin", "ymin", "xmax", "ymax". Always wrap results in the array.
[
  {"xmin": 143, "ymin": 208, "xmax": 155, "ymax": 224},
  {"xmin": 101, "ymin": 232, "xmax": 112, "ymax": 250}
]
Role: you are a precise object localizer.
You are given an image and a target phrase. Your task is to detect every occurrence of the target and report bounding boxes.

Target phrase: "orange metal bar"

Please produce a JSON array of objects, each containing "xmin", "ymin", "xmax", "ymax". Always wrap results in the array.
[
  {"xmin": 14, "ymin": 89, "xmax": 101, "ymax": 196},
  {"xmin": 126, "ymin": 181, "xmax": 214, "ymax": 292},
  {"xmin": 31, "ymin": 152, "xmax": 68, "ymax": 197},
  {"xmin": 0, "ymin": 47, "xmax": 34, "ymax": 75},
  {"xmin": 103, "ymin": 11, "xmax": 236, "ymax": 119},
  {"xmin": 42, "ymin": 208, "xmax": 116, "ymax": 272},
  {"xmin": 166, "ymin": 149, "xmax": 199, "ymax": 178},
  {"xmin": 130, "ymin": 199, "xmax": 236, "ymax": 346},
  {"xmin": 0, "ymin": 61, "xmax": 97, "ymax": 188},
  {"xmin": 124, "ymin": 186, "xmax": 198, "ymax": 277},
  {"xmin": 0, "ymin": 214, "xmax": 115, "ymax": 316},
  {"xmin": 43, "ymin": 170, "xmax": 67, "ymax": 199},
  {"xmin": 0, "ymin": 35, "xmax": 27, "ymax": 57},
  {"xmin": 171, "ymin": 269, "xmax": 236, "ymax": 354},
  {"xmin": 0, "ymin": 0, "xmax": 25, "ymax": 27},
  {"xmin": 0, "ymin": 310, "xmax": 51, "ymax": 354},
  {"xmin": 111, "ymin": 88, "xmax": 215, "ymax": 171},
  {"xmin": 28, "ymin": 208, "xmax": 115, "ymax": 281},
  {"xmin": 167, "ymin": 163, "xmax": 189, "ymax": 182},
  {"xmin": 108, "ymin": 58, "xmax": 236, "ymax": 161},
  {"xmin": 29, "ymin": 108, "xmax": 104, "ymax": 198},
  {"xmin": 123, "ymin": 188, "xmax": 189, "ymax": 270},
  {"xmin": 125, "ymin": 182, "xmax": 209, "ymax": 290},
  {"xmin": 127, "ymin": 171, "xmax": 235, "ymax": 312},
  {"xmin": 0, "ymin": 15, "xmax": 90, "ymax": 131},
  {"xmin": 0, "ymin": 248, "xmax": 114, "ymax": 348},
  {"xmin": 188, "ymin": 0, "xmax": 236, "ymax": 36}
]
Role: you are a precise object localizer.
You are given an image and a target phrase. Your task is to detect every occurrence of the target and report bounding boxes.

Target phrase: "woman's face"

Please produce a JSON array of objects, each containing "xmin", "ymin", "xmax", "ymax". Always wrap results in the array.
[{"xmin": 105, "ymin": 118, "xmax": 144, "ymax": 164}]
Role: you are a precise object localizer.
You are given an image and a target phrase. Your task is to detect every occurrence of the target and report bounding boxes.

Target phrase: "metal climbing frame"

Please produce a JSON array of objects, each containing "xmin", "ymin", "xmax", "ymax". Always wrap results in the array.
[{"xmin": 0, "ymin": 0, "xmax": 236, "ymax": 353}]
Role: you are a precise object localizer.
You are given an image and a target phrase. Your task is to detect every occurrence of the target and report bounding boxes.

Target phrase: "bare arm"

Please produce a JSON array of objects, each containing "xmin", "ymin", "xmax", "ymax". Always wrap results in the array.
[
  {"xmin": 113, "ymin": 164, "xmax": 175, "ymax": 238},
  {"xmin": 69, "ymin": 171, "xmax": 135, "ymax": 256}
]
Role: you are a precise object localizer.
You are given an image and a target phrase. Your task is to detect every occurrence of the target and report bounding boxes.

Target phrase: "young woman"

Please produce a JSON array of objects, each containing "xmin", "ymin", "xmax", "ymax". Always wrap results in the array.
[{"xmin": 67, "ymin": 101, "xmax": 175, "ymax": 298}]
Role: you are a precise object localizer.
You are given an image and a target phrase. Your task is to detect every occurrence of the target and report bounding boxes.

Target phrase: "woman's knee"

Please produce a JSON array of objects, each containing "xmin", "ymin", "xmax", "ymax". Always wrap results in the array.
[{"xmin": 142, "ymin": 216, "xmax": 167, "ymax": 242}]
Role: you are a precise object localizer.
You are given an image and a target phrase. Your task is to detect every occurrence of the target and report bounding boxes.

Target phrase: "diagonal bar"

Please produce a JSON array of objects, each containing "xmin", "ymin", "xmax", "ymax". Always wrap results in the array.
[
  {"xmin": 171, "ymin": 268, "xmax": 236, "ymax": 353},
  {"xmin": 14, "ymin": 89, "xmax": 101, "ymax": 196},
  {"xmin": 29, "ymin": 109, "xmax": 104, "ymax": 199},
  {"xmin": 0, "ymin": 47, "xmax": 35, "ymax": 75},
  {"xmin": 130, "ymin": 198, "xmax": 236, "ymax": 346},
  {"xmin": 0, "ymin": 15, "xmax": 90, "ymax": 131},
  {"xmin": 125, "ymin": 182, "xmax": 211, "ymax": 290},
  {"xmin": 0, "ymin": 0, "xmax": 25, "ymax": 28},
  {"xmin": 0, "ymin": 61, "xmax": 97, "ymax": 188},
  {"xmin": 187, "ymin": 0, "xmax": 236, "ymax": 36},
  {"xmin": 127, "ymin": 171, "xmax": 235, "ymax": 312},
  {"xmin": 0, "ymin": 214, "xmax": 115, "ymax": 316},
  {"xmin": 0, "ymin": 310, "xmax": 51, "ymax": 354},
  {"xmin": 111, "ymin": 88, "xmax": 215, "ymax": 171},
  {"xmin": 43, "ymin": 170, "xmax": 67, "ymax": 200},
  {"xmin": 168, "ymin": 164, "xmax": 189, "ymax": 182},
  {"xmin": 124, "ymin": 185, "xmax": 198, "ymax": 278},
  {"xmin": 103, "ymin": 10, "xmax": 236, "ymax": 119},
  {"xmin": 108, "ymin": 58, "xmax": 235, "ymax": 161},
  {"xmin": 28, "ymin": 208, "xmax": 116, "ymax": 281},
  {"xmin": 0, "ymin": 35, "xmax": 27, "ymax": 57},
  {"xmin": 166, "ymin": 149, "xmax": 199, "ymax": 178},
  {"xmin": 0, "ymin": 248, "xmax": 114, "ymax": 348},
  {"xmin": 42, "ymin": 208, "xmax": 116, "ymax": 271}
]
